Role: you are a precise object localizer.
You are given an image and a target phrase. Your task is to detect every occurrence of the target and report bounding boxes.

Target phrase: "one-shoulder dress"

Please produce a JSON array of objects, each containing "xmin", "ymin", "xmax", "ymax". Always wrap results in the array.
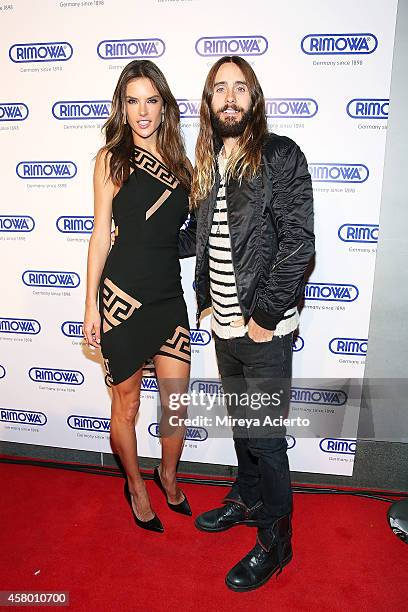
[{"xmin": 99, "ymin": 145, "xmax": 191, "ymax": 385}]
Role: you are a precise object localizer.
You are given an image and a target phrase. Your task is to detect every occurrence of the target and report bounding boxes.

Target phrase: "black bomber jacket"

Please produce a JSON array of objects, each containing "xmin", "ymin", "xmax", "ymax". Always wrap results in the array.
[{"xmin": 178, "ymin": 132, "xmax": 315, "ymax": 331}]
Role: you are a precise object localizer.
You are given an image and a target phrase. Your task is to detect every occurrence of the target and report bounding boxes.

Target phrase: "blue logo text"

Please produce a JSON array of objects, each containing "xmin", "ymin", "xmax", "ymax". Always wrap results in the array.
[
  {"xmin": 195, "ymin": 35, "xmax": 268, "ymax": 56},
  {"xmin": 309, "ymin": 163, "xmax": 369, "ymax": 183},
  {"xmin": 338, "ymin": 224, "xmax": 378, "ymax": 243},
  {"xmin": 0, "ymin": 102, "xmax": 29, "ymax": 121},
  {"xmin": 97, "ymin": 38, "xmax": 165, "ymax": 59},
  {"xmin": 301, "ymin": 33, "xmax": 377, "ymax": 55},
  {"xmin": 9, "ymin": 42, "xmax": 73, "ymax": 63}
]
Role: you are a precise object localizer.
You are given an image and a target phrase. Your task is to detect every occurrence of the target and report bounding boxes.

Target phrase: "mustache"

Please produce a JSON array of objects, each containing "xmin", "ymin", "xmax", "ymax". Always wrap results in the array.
[{"xmin": 216, "ymin": 104, "xmax": 244, "ymax": 113}]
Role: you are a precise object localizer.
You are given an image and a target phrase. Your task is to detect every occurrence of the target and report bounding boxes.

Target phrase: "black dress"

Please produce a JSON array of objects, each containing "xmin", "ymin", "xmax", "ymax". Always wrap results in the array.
[{"xmin": 99, "ymin": 145, "xmax": 191, "ymax": 385}]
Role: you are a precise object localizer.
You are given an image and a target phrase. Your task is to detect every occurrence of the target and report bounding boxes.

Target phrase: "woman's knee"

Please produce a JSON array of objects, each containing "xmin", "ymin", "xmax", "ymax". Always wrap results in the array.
[
  {"xmin": 161, "ymin": 401, "xmax": 188, "ymax": 421},
  {"xmin": 112, "ymin": 391, "xmax": 141, "ymax": 422}
]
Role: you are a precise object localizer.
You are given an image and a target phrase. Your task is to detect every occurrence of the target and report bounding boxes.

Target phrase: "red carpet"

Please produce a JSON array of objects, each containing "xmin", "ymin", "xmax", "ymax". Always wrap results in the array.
[{"xmin": 1, "ymin": 462, "xmax": 407, "ymax": 611}]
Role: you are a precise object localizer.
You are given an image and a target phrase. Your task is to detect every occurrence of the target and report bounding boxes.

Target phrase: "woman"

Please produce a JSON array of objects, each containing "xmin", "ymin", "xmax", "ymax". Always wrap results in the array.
[{"xmin": 84, "ymin": 60, "xmax": 194, "ymax": 533}]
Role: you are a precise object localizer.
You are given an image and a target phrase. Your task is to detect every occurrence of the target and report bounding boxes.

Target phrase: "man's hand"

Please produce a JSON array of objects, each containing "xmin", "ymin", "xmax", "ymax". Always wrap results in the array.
[{"xmin": 247, "ymin": 318, "xmax": 274, "ymax": 343}]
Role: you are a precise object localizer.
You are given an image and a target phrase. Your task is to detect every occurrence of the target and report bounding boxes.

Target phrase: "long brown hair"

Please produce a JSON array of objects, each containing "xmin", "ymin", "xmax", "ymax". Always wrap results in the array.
[
  {"xmin": 191, "ymin": 56, "xmax": 268, "ymax": 204},
  {"xmin": 102, "ymin": 60, "xmax": 190, "ymax": 192}
]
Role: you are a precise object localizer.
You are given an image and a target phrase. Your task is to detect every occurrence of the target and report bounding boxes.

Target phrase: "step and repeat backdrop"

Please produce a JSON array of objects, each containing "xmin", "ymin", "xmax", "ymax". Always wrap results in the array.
[{"xmin": 0, "ymin": 0, "xmax": 398, "ymax": 475}]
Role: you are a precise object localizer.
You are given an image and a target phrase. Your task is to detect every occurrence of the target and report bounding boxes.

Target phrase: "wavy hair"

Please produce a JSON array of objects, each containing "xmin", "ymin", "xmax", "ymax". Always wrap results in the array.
[
  {"xmin": 101, "ymin": 60, "xmax": 190, "ymax": 192},
  {"xmin": 191, "ymin": 56, "xmax": 268, "ymax": 205}
]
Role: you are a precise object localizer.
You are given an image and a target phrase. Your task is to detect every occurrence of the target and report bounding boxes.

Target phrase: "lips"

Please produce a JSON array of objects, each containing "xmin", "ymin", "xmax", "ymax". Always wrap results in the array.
[
  {"xmin": 219, "ymin": 105, "xmax": 242, "ymax": 118},
  {"xmin": 137, "ymin": 120, "xmax": 151, "ymax": 129}
]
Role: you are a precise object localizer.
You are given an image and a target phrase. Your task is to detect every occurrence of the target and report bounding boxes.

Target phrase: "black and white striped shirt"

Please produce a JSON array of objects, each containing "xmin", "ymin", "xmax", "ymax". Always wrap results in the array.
[{"xmin": 209, "ymin": 152, "xmax": 299, "ymax": 339}]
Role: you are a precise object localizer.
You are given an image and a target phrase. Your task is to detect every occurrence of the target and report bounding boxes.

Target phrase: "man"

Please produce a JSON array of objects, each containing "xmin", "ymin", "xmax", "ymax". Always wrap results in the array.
[{"xmin": 179, "ymin": 56, "xmax": 314, "ymax": 591}]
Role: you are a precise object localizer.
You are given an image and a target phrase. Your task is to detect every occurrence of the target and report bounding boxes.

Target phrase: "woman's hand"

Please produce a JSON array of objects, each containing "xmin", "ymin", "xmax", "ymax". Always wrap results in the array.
[{"xmin": 83, "ymin": 303, "xmax": 101, "ymax": 348}]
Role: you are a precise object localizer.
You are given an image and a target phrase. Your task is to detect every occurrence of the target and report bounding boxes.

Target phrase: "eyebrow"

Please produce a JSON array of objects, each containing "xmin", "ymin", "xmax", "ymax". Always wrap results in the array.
[
  {"xmin": 125, "ymin": 94, "xmax": 160, "ymax": 99},
  {"xmin": 214, "ymin": 80, "xmax": 247, "ymax": 87}
]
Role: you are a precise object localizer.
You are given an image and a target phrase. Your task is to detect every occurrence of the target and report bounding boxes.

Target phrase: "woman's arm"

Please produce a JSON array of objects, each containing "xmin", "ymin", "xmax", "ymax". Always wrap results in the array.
[{"xmin": 83, "ymin": 150, "xmax": 115, "ymax": 348}]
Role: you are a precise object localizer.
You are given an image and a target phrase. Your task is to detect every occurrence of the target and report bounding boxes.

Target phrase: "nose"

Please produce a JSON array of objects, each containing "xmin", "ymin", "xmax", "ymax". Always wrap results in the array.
[
  {"xmin": 139, "ymin": 102, "xmax": 148, "ymax": 116},
  {"xmin": 226, "ymin": 85, "xmax": 236, "ymax": 104}
]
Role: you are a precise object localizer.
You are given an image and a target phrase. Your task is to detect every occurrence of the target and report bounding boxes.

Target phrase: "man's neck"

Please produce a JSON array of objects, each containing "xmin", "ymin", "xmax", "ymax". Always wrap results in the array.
[{"xmin": 222, "ymin": 137, "xmax": 239, "ymax": 158}]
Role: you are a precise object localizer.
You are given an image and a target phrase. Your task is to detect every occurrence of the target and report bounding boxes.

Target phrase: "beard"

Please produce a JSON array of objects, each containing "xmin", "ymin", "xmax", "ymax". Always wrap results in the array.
[{"xmin": 210, "ymin": 104, "xmax": 253, "ymax": 138}]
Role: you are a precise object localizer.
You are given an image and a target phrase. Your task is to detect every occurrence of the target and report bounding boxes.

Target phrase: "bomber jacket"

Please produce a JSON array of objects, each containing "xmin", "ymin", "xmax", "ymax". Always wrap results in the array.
[{"xmin": 178, "ymin": 132, "xmax": 315, "ymax": 331}]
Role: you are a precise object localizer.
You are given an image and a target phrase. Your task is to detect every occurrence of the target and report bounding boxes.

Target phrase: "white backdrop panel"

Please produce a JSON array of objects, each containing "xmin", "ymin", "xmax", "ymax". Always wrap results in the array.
[{"xmin": 0, "ymin": 0, "xmax": 398, "ymax": 476}]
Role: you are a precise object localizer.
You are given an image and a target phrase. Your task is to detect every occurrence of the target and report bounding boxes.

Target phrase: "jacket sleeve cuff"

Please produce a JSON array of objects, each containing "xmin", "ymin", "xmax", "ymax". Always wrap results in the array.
[{"xmin": 251, "ymin": 306, "xmax": 281, "ymax": 331}]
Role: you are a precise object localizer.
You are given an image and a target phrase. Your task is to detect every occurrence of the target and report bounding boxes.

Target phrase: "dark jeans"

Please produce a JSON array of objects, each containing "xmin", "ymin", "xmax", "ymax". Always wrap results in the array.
[{"xmin": 214, "ymin": 331, "xmax": 293, "ymax": 528}]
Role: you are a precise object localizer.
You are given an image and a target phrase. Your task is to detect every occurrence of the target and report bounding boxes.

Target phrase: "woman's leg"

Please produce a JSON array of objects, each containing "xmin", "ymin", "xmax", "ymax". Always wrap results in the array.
[
  {"xmin": 110, "ymin": 367, "xmax": 154, "ymax": 521},
  {"xmin": 153, "ymin": 353, "xmax": 190, "ymax": 505}
]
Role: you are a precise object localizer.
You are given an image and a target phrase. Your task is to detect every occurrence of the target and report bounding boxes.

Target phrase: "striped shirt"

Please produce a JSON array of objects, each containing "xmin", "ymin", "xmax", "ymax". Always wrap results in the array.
[{"xmin": 209, "ymin": 151, "xmax": 299, "ymax": 339}]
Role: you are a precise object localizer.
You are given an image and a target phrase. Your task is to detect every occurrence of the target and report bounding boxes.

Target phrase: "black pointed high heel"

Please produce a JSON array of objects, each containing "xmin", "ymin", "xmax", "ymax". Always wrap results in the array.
[
  {"xmin": 153, "ymin": 466, "xmax": 192, "ymax": 516},
  {"xmin": 123, "ymin": 480, "xmax": 164, "ymax": 533}
]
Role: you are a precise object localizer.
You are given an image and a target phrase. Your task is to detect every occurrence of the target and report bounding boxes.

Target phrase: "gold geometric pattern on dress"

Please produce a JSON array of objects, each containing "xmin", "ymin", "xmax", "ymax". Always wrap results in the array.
[
  {"xmin": 157, "ymin": 325, "xmax": 191, "ymax": 363},
  {"xmin": 104, "ymin": 358, "xmax": 113, "ymax": 387},
  {"xmin": 133, "ymin": 148, "xmax": 179, "ymax": 190},
  {"xmin": 102, "ymin": 277, "xmax": 142, "ymax": 333},
  {"xmin": 146, "ymin": 189, "xmax": 172, "ymax": 220}
]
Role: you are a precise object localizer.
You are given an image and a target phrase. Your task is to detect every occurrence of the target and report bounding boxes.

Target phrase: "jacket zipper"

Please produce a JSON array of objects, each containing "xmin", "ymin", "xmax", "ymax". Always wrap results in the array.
[
  {"xmin": 195, "ymin": 258, "xmax": 203, "ymax": 328},
  {"xmin": 271, "ymin": 243, "xmax": 303, "ymax": 270}
]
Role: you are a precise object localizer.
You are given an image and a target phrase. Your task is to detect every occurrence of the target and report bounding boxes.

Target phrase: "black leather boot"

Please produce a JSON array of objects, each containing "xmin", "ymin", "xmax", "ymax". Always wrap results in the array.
[
  {"xmin": 195, "ymin": 492, "xmax": 263, "ymax": 532},
  {"xmin": 225, "ymin": 514, "xmax": 292, "ymax": 591}
]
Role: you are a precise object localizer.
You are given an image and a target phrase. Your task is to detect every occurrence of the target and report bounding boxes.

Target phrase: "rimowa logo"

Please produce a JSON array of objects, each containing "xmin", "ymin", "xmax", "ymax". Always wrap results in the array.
[
  {"xmin": 301, "ymin": 33, "xmax": 378, "ymax": 55},
  {"xmin": 265, "ymin": 98, "xmax": 318, "ymax": 118},
  {"xmin": 304, "ymin": 283, "xmax": 359, "ymax": 302},
  {"xmin": 0, "ymin": 215, "xmax": 35, "ymax": 232},
  {"xmin": 16, "ymin": 161, "xmax": 77, "ymax": 179},
  {"xmin": 329, "ymin": 337, "xmax": 368, "ymax": 356},
  {"xmin": 338, "ymin": 224, "xmax": 379, "ymax": 243},
  {"xmin": 291, "ymin": 387, "xmax": 347, "ymax": 406},
  {"xmin": 190, "ymin": 329, "xmax": 211, "ymax": 346},
  {"xmin": 177, "ymin": 99, "xmax": 201, "ymax": 119},
  {"xmin": 0, "ymin": 103, "xmax": 29, "ymax": 121},
  {"xmin": 309, "ymin": 164, "xmax": 369, "ymax": 183},
  {"xmin": 56, "ymin": 216, "xmax": 94, "ymax": 233},
  {"xmin": 346, "ymin": 99, "xmax": 389, "ymax": 119},
  {"xmin": 195, "ymin": 35, "xmax": 268, "ymax": 56},
  {"xmin": 141, "ymin": 377, "xmax": 159, "ymax": 392},
  {"xmin": 29, "ymin": 367, "xmax": 84, "ymax": 385},
  {"xmin": 97, "ymin": 38, "xmax": 165, "ymax": 59},
  {"xmin": 9, "ymin": 42, "xmax": 73, "ymax": 63},
  {"xmin": 320, "ymin": 438, "xmax": 356, "ymax": 454},
  {"xmin": 0, "ymin": 408, "xmax": 47, "ymax": 425},
  {"xmin": 148, "ymin": 422, "xmax": 208, "ymax": 442},
  {"xmin": 0, "ymin": 318, "xmax": 41, "ymax": 335},
  {"xmin": 190, "ymin": 379, "xmax": 224, "ymax": 394},
  {"xmin": 67, "ymin": 415, "xmax": 110, "ymax": 431},
  {"xmin": 22, "ymin": 270, "xmax": 80, "ymax": 288},
  {"xmin": 61, "ymin": 321, "xmax": 83, "ymax": 338},
  {"xmin": 52, "ymin": 100, "xmax": 112, "ymax": 120}
]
